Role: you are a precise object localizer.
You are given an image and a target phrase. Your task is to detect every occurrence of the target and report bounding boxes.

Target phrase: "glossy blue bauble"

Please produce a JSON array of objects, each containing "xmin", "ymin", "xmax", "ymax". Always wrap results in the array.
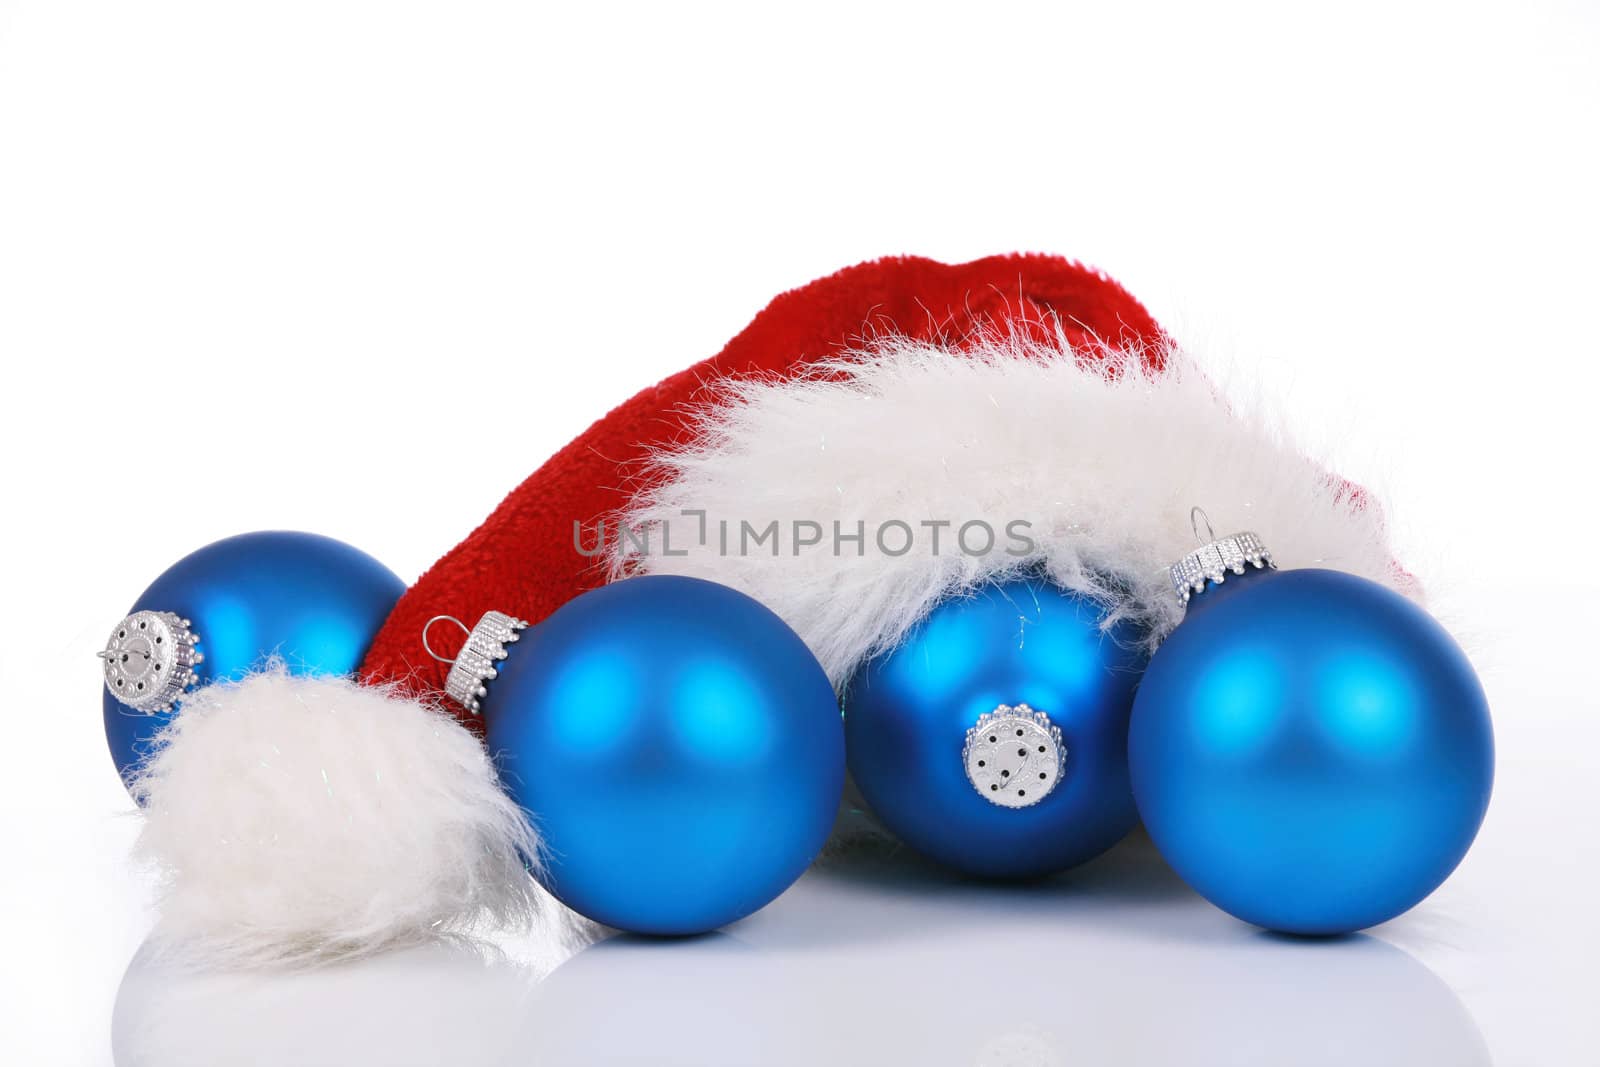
[
  {"xmin": 485, "ymin": 575, "xmax": 845, "ymax": 935},
  {"xmin": 1130, "ymin": 567, "xmax": 1494, "ymax": 935},
  {"xmin": 844, "ymin": 578, "xmax": 1146, "ymax": 879},
  {"xmin": 102, "ymin": 531, "xmax": 405, "ymax": 791}
]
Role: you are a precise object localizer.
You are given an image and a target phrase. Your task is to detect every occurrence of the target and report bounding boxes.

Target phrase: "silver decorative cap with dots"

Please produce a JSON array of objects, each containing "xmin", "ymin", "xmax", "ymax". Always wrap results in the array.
[
  {"xmin": 963, "ymin": 704, "xmax": 1065, "ymax": 809},
  {"xmin": 442, "ymin": 610, "xmax": 528, "ymax": 715},
  {"xmin": 1170, "ymin": 531, "xmax": 1274, "ymax": 607},
  {"xmin": 101, "ymin": 610, "xmax": 203, "ymax": 714}
]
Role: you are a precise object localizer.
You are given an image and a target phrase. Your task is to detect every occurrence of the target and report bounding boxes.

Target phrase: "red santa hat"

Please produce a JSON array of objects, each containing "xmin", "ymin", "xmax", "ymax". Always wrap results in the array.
[
  {"xmin": 363, "ymin": 251, "xmax": 1404, "ymax": 699},
  {"xmin": 131, "ymin": 253, "xmax": 1409, "ymax": 966}
]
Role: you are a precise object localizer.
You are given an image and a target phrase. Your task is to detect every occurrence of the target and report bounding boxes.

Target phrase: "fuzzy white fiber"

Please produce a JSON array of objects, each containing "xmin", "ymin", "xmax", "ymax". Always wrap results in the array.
[
  {"xmin": 131, "ymin": 665, "xmax": 543, "ymax": 968},
  {"xmin": 614, "ymin": 331, "xmax": 1413, "ymax": 688}
]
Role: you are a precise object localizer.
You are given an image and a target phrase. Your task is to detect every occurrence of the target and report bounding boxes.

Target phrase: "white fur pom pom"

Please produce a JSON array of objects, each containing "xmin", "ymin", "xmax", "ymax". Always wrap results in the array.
[
  {"xmin": 130, "ymin": 665, "xmax": 542, "ymax": 968},
  {"xmin": 615, "ymin": 331, "xmax": 1412, "ymax": 688}
]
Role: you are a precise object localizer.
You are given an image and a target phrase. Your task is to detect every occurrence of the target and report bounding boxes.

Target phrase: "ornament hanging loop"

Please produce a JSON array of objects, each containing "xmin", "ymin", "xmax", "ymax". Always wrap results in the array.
[
  {"xmin": 422, "ymin": 615, "xmax": 472, "ymax": 664},
  {"xmin": 1190, "ymin": 506, "xmax": 1217, "ymax": 545}
]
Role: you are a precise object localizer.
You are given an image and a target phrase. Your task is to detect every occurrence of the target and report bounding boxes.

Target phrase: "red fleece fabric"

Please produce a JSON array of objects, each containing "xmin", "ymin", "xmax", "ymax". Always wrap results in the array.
[{"xmin": 360, "ymin": 253, "xmax": 1166, "ymax": 726}]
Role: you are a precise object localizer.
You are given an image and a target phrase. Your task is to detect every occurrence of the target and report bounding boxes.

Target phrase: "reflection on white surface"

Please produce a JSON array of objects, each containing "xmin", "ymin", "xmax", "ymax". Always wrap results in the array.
[
  {"xmin": 112, "ymin": 835, "xmax": 1489, "ymax": 1067},
  {"xmin": 113, "ymin": 940, "xmax": 544, "ymax": 1067}
]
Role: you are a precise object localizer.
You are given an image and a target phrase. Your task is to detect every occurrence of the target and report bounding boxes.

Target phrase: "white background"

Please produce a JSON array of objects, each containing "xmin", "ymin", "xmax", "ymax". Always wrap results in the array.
[{"xmin": 2, "ymin": 1, "xmax": 1597, "ymax": 1064}]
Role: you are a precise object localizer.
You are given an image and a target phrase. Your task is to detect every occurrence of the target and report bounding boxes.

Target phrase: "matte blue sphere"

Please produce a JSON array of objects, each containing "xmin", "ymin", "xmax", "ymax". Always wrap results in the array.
[
  {"xmin": 1130, "ymin": 567, "xmax": 1494, "ymax": 935},
  {"xmin": 844, "ymin": 578, "xmax": 1146, "ymax": 879},
  {"xmin": 102, "ymin": 531, "xmax": 406, "ymax": 791},
  {"xmin": 485, "ymin": 575, "xmax": 845, "ymax": 935}
]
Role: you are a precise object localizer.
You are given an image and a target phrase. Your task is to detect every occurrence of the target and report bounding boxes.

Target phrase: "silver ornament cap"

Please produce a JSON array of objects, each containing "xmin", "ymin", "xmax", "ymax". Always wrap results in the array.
[
  {"xmin": 429, "ymin": 610, "xmax": 528, "ymax": 715},
  {"xmin": 100, "ymin": 610, "xmax": 203, "ymax": 714},
  {"xmin": 1170, "ymin": 509, "xmax": 1275, "ymax": 608},
  {"xmin": 963, "ymin": 704, "xmax": 1066, "ymax": 809}
]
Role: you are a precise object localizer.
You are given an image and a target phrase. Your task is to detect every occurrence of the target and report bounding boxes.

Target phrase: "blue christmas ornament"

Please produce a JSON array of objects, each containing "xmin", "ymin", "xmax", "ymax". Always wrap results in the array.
[
  {"xmin": 101, "ymin": 531, "xmax": 406, "ymax": 791},
  {"xmin": 1130, "ymin": 528, "xmax": 1494, "ymax": 935},
  {"xmin": 843, "ymin": 577, "xmax": 1146, "ymax": 879},
  {"xmin": 455, "ymin": 575, "xmax": 843, "ymax": 935}
]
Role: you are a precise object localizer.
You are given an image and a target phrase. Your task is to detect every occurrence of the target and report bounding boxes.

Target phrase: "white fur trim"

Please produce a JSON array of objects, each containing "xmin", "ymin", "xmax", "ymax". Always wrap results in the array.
[
  {"xmin": 613, "ymin": 332, "xmax": 1411, "ymax": 688},
  {"xmin": 131, "ymin": 665, "xmax": 543, "ymax": 968}
]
